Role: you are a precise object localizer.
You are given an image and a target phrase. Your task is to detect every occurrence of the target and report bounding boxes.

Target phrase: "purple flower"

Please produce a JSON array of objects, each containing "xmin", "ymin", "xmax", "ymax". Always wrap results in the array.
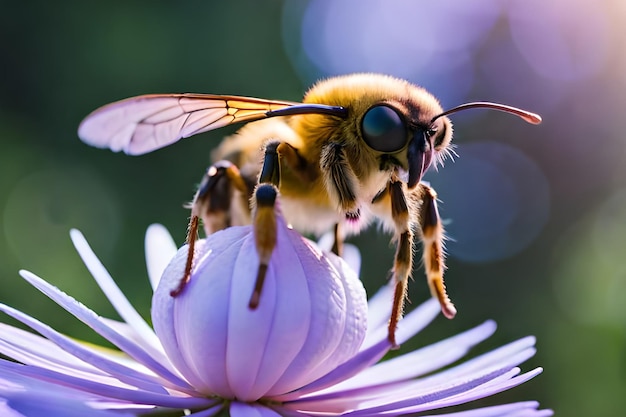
[{"xmin": 0, "ymin": 208, "xmax": 552, "ymax": 416}]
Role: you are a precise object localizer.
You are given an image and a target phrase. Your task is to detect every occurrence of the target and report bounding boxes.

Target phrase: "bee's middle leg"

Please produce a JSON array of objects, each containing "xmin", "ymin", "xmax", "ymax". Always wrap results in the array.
[{"xmin": 171, "ymin": 160, "xmax": 250, "ymax": 296}]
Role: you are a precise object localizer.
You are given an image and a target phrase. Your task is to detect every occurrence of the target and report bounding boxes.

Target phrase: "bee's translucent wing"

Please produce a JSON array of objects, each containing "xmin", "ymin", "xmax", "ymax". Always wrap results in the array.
[{"xmin": 77, "ymin": 94, "xmax": 297, "ymax": 155}]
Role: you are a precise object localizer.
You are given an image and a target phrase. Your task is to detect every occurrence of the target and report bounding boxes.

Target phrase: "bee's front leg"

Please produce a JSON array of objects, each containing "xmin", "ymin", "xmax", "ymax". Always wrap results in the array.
[
  {"xmin": 386, "ymin": 179, "xmax": 457, "ymax": 346},
  {"xmin": 387, "ymin": 175, "xmax": 414, "ymax": 348},
  {"xmin": 171, "ymin": 160, "xmax": 250, "ymax": 297},
  {"xmin": 418, "ymin": 183, "xmax": 457, "ymax": 320}
]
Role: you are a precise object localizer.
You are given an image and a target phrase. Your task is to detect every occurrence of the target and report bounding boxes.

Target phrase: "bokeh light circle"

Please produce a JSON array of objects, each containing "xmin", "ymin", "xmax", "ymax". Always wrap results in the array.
[
  {"xmin": 425, "ymin": 141, "xmax": 550, "ymax": 263},
  {"xmin": 282, "ymin": 0, "xmax": 504, "ymax": 105},
  {"xmin": 507, "ymin": 0, "xmax": 610, "ymax": 82}
]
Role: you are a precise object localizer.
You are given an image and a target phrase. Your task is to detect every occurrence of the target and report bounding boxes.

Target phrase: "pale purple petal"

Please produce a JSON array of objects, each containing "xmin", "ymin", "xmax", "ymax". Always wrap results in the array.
[
  {"xmin": 230, "ymin": 401, "xmax": 284, "ymax": 417},
  {"xmin": 335, "ymin": 338, "xmax": 537, "ymax": 409},
  {"xmin": 321, "ymin": 320, "xmax": 497, "ymax": 394},
  {"xmin": 0, "ymin": 359, "xmax": 215, "ymax": 409},
  {"xmin": 437, "ymin": 368, "xmax": 544, "ymax": 408},
  {"xmin": 70, "ymin": 229, "xmax": 161, "ymax": 350},
  {"xmin": 17, "ymin": 270, "xmax": 191, "ymax": 390},
  {"xmin": 332, "ymin": 367, "xmax": 517, "ymax": 416},
  {"xmin": 420, "ymin": 401, "xmax": 550, "ymax": 416},
  {"xmin": 272, "ymin": 236, "xmax": 367, "ymax": 394},
  {"xmin": 362, "ymin": 297, "xmax": 441, "ymax": 350},
  {"xmin": 0, "ymin": 322, "xmax": 107, "ymax": 375},
  {"xmin": 153, "ymin": 219, "xmax": 367, "ymax": 401},
  {"xmin": 420, "ymin": 336, "xmax": 536, "ymax": 381},
  {"xmin": 274, "ymin": 338, "xmax": 390, "ymax": 402},
  {"xmin": 152, "ymin": 228, "xmax": 248, "ymax": 396},
  {"xmin": 0, "ymin": 367, "xmax": 137, "ymax": 417},
  {"xmin": 0, "ymin": 304, "xmax": 166, "ymax": 392},
  {"xmin": 0, "ymin": 219, "xmax": 550, "ymax": 416},
  {"xmin": 378, "ymin": 368, "xmax": 545, "ymax": 415},
  {"xmin": 0, "ymin": 400, "xmax": 24, "ymax": 417},
  {"xmin": 145, "ymin": 224, "xmax": 177, "ymax": 291},
  {"xmin": 364, "ymin": 282, "xmax": 395, "ymax": 337},
  {"xmin": 286, "ymin": 335, "xmax": 539, "ymax": 414},
  {"xmin": 225, "ymin": 230, "xmax": 314, "ymax": 400},
  {"xmin": 186, "ymin": 404, "xmax": 224, "ymax": 416}
]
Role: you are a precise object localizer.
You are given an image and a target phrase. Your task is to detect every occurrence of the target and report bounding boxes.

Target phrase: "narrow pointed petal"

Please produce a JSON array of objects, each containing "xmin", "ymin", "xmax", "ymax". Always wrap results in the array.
[
  {"xmin": 0, "ymin": 400, "xmax": 24, "ymax": 417},
  {"xmin": 338, "ymin": 367, "xmax": 517, "ymax": 416},
  {"xmin": 0, "ymin": 322, "xmax": 106, "ymax": 375},
  {"xmin": 321, "ymin": 320, "xmax": 497, "ymax": 394},
  {"xmin": 362, "ymin": 297, "xmax": 440, "ymax": 350},
  {"xmin": 0, "ymin": 304, "xmax": 166, "ymax": 392},
  {"xmin": 286, "ymin": 337, "xmax": 539, "ymax": 414},
  {"xmin": 274, "ymin": 338, "xmax": 390, "ymax": 402},
  {"xmin": 380, "ymin": 368, "xmax": 545, "ymax": 416},
  {"xmin": 70, "ymin": 230, "xmax": 161, "ymax": 350},
  {"xmin": 364, "ymin": 283, "xmax": 395, "ymax": 337},
  {"xmin": 145, "ymin": 224, "xmax": 177, "ymax": 291},
  {"xmin": 420, "ymin": 401, "xmax": 549, "ymax": 416},
  {"xmin": 0, "ymin": 360, "xmax": 215, "ymax": 409},
  {"xmin": 0, "ymin": 373, "xmax": 136, "ymax": 417},
  {"xmin": 18, "ymin": 270, "xmax": 191, "ymax": 390}
]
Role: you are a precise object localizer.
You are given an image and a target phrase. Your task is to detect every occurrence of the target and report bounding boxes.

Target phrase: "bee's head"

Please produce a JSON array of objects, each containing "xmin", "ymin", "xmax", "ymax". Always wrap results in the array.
[
  {"xmin": 359, "ymin": 91, "xmax": 453, "ymax": 189},
  {"xmin": 300, "ymin": 73, "xmax": 541, "ymax": 189}
]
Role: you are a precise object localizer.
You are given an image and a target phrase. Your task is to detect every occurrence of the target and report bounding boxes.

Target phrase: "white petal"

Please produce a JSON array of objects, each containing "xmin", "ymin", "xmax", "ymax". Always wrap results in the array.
[
  {"xmin": 316, "ymin": 233, "xmax": 361, "ymax": 276},
  {"xmin": 341, "ymin": 243, "xmax": 361, "ymax": 277},
  {"xmin": 364, "ymin": 282, "xmax": 395, "ymax": 337},
  {"xmin": 362, "ymin": 297, "xmax": 440, "ymax": 350},
  {"xmin": 145, "ymin": 224, "xmax": 177, "ymax": 291}
]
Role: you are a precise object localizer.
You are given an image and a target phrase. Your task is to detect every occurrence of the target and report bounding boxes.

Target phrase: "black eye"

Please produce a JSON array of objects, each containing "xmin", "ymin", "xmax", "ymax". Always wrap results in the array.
[{"xmin": 361, "ymin": 105, "xmax": 407, "ymax": 152}]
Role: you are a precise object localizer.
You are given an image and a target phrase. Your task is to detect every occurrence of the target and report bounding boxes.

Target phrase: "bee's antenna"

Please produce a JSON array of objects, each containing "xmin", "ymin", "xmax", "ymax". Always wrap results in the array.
[{"xmin": 432, "ymin": 102, "xmax": 542, "ymax": 125}]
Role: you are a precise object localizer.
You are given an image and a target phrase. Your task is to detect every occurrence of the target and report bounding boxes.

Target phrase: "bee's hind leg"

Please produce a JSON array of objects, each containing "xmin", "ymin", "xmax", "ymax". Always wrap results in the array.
[{"xmin": 170, "ymin": 160, "xmax": 251, "ymax": 297}]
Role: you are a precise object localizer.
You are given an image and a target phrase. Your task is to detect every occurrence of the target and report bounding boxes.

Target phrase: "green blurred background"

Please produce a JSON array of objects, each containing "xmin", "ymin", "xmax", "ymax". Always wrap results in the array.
[{"xmin": 1, "ymin": 0, "xmax": 625, "ymax": 415}]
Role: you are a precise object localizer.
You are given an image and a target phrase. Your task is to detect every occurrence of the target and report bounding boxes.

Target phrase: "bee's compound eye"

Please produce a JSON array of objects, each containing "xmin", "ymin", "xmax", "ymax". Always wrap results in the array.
[{"xmin": 361, "ymin": 105, "xmax": 407, "ymax": 153}]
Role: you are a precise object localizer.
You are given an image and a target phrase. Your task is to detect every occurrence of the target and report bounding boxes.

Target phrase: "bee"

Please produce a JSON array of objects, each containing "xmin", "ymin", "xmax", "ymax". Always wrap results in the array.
[{"xmin": 78, "ymin": 73, "xmax": 541, "ymax": 346}]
